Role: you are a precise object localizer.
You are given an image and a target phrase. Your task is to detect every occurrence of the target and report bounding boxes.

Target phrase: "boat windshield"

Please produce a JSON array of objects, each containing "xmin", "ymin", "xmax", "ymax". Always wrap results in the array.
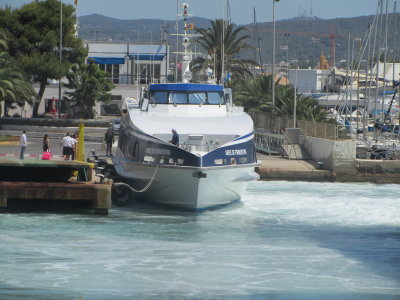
[
  {"xmin": 188, "ymin": 92, "xmax": 206, "ymax": 104},
  {"xmin": 150, "ymin": 91, "xmax": 225, "ymax": 105},
  {"xmin": 169, "ymin": 92, "xmax": 187, "ymax": 104},
  {"xmin": 150, "ymin": 91, "xmax": 168, "ymax": 104},
  {"xmin": 208, "ymin": 92, "xmax": 224, "ymax": 105}
]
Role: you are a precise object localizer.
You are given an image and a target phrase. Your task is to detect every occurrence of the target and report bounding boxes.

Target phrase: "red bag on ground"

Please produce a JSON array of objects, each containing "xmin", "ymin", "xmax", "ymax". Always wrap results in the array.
[{"xmin": 42, "ymin": 151, "xmax": 51, "ymax": 160}]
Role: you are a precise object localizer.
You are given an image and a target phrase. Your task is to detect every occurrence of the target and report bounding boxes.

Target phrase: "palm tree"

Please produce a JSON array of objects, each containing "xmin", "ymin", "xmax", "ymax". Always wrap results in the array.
[
  {"xmin": 233, "ymin": 75, "xmax": 275, "ymax": 113},
  {"xmin": 0, "ymin": 32, "xmax": 36, "ymax": 116},
  {"xmin": 190, "ymin": 19, "xmax": 257, "ymax": 84}
]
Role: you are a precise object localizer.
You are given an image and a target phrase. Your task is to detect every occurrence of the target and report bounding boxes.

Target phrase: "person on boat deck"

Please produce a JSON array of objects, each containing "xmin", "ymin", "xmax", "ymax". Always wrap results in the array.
[{"xmin": 169, "ymin": 129, "xmax": 179, "ymax": 146}]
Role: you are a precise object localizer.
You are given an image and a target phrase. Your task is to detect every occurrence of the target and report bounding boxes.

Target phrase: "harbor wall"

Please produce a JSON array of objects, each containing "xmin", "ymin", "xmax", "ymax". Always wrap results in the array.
[
  {"xmin": 300, "ymin": 136, "xmax": 356, "ymax": 173},
  {"xmin": 349, "ymin": 159, "xmax": 400, "ymax": 183}
]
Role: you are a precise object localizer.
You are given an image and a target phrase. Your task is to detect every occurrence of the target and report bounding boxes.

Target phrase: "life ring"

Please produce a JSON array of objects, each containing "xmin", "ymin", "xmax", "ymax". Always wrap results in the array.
[{"xmin": 112, "ymin": 183, "xmax": 133, "ymax": 207}]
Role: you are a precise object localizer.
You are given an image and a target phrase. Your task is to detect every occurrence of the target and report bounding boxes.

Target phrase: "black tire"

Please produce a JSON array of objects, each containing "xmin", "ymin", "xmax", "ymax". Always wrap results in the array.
[
  {"xmin": 104, "ymin": 165, "xmax": 116, "ymax": 178},
  {"xmin": 112, "ymin": 184, "xmax": 133, "ymax": 207}
]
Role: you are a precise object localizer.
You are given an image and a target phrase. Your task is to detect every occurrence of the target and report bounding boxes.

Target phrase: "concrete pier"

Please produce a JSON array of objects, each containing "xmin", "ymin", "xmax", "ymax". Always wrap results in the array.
[
  {"xmin": 257, "ymin": 154, "xmax": 334, "ymax": 181},
  {"xmin": 0, "ymin": 181, "xmax": 111, "ymax": 215},
  {"xmin": 0, "ymin": 160, "xmax": 112, "ymax": 214}
]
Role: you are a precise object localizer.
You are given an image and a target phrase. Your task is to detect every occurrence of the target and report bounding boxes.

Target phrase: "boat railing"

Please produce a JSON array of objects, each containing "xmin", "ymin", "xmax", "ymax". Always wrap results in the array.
[{"xmin": 250, "ymin": 112, "xmax": 351, "ymax": 140}]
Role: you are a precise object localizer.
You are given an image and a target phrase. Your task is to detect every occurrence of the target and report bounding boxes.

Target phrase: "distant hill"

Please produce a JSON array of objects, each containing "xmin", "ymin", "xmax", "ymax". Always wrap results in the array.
[
  {"xmin": 79, "ymin": 14, "xmax": 211, "ymax": 44},
  {"xmin": 78, "ymin": 13, "xmax": 399, "ymax": 68}
]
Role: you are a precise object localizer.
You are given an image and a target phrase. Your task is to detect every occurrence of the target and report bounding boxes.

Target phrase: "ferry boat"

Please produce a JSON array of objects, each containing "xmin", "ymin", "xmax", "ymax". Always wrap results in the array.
[{"xmin": 112, "ymin": 83, "xmax": 260, "ymax": 210}]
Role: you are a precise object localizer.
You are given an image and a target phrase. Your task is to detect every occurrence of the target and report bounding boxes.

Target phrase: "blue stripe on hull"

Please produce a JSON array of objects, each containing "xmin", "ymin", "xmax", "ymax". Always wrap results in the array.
[{"xmin": 118, "ymin": 127, "xmax": 257, "ymax": 168}]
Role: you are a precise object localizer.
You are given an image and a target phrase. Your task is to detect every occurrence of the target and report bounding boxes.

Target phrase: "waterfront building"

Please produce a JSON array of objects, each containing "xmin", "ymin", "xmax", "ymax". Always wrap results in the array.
[{"xmin": 2, "ymin": 43, "xmax": 170, "ymax": 118}]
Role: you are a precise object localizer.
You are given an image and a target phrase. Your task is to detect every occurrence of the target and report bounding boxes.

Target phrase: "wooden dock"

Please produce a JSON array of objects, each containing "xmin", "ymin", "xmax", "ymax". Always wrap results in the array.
[{"xmin": 0, "ymin": 159, "xmax": 112, "ymax": 214}]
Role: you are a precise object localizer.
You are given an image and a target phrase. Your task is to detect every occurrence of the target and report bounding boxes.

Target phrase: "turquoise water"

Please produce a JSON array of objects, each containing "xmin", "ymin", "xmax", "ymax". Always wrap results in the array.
[{"xmin": 0, "ymin": 181, "xmax": 399, "ymax": 299}]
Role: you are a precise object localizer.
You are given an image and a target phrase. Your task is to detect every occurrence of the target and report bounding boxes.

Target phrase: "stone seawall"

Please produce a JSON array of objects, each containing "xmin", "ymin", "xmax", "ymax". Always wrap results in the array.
[
  {"xmin": 335, "ymin": 159, "xmax": 400, "ymax": 184},
  {"xmin": 257, "ymin": 154, "xmax": 400, "ymax": 184}
]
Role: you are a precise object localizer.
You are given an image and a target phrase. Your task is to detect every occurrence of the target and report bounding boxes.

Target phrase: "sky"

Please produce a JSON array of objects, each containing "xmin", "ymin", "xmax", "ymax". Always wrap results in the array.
[{"xmin": 0, "ymin": 0, "xmax": 385, "ymax": 24}]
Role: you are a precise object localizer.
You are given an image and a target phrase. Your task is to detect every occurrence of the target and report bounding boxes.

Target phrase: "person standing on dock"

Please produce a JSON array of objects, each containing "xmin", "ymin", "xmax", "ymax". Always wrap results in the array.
[
  {"xmin": 60, "ymin": 133, "xmax": 77, "ymax": 160},
  {"xmin": 60, "ymin": 133, "xmax": 70, "ymax": 160},
  {"xmin": 19, "ymin": 131, "xmax": 27, "ymax": 160},
  {"xmin": 71, "ymin": 133, "xmax": 78, "ymax": 160},
  {"xmin": 43, "ymin": 134, "xmax": 50, "ymax": 152},
  {"xmin": 104, "ymin": 128, "xmax": 114, "ymax": 157}
]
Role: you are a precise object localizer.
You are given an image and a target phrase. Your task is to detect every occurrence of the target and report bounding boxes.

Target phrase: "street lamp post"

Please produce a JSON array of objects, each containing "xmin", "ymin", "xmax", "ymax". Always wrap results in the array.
[
  {"xmin": 293, "ymin": 67, "xmax": 298, "ymax": 128},
  {"xmin": 284, "ymin": 33, "xmax": 289, "ymax": 76},
  {"xmin": 58, "ymin": 0, "xmax": 62, "ymax": 118},
  {"xmin": 272, "ymin": 0, "xmax": 279, "ymax": 106}
]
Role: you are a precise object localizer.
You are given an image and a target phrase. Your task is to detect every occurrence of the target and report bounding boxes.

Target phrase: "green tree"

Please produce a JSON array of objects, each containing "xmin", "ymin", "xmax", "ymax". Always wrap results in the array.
[
  {"xmin": 63, "ymin": 61, "xmax": 114, "ymax": 119},
  {"xmin": 0, "ymin": 0, "xmax": 85, "ymax": 117},
  {"xmin": 190, "ymin": 19, "xmax": 256, "ymax": 83}
]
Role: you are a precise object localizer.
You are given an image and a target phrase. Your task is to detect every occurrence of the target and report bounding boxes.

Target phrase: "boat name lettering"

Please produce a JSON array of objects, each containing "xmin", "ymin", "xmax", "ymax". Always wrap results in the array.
[
  {"xmin": 225, "ymin": 149, "xmax": 247, "ymax": 156},
  {"xmin": 145, "ymin": 148, "xmax": 171, "ymax": 155}
]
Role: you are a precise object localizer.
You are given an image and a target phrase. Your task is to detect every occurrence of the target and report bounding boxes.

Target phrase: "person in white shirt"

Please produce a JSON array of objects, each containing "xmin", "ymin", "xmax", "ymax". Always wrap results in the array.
[
  {"xmin": 60, "ymin": 133, "xmax": 77, "ymax": 160},
  {"xmin": 19, "ymin": 131, "xmax": 27, "ymax": 160},
  {"xmin": 69, "ymin": 134, "xmax": 78, "ymax": 160}
]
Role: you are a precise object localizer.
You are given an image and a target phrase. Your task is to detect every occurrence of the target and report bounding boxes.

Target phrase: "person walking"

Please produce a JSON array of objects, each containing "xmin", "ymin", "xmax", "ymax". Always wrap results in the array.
[
  {"xmin": 104, "ymin": 128, "xmax": 114, "ymax": 157},
  {"xmin": 19, "ymin": 130, "xmax": 27, "ymax": 160}
]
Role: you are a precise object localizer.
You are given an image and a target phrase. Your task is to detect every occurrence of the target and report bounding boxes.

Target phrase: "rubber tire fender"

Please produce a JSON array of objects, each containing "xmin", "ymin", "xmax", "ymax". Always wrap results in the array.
[{"xmin": 112, "ymin": 184, "xmax": 133, "ymax": 207}]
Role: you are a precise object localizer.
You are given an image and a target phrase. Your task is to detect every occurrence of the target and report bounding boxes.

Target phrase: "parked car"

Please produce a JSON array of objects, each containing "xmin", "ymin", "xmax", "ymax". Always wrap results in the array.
[{"xmin": 112, "ymin": 118, "xmax": 120, "ymax": 135}]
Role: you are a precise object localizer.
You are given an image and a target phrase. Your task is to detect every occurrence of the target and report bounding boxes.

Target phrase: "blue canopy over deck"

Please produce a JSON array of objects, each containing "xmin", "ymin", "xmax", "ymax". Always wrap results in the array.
[{"xmin": 149, "ymin": 83, "xmax": 224, "ymax": 92}]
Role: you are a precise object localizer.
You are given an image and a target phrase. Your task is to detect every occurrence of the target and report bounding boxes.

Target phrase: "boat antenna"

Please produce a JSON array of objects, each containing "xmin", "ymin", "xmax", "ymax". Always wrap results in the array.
[{"xmin": 181, "ymin": 3, "xmax": 192, "ymax": 83}]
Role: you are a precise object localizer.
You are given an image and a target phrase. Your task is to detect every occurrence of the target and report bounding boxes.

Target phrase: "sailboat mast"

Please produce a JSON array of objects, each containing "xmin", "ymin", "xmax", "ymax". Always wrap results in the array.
[
  {"xmin": 374, "ymin": 0, "xmax": 383, "ymax": 123},
  {"xmin": 381, "ymin": 0, "xmax": 389, "ymax": 120},
  {"xmin": 345, "ymin": 32, "xmax": 351, "ymax": 122},
  {"xmin": 393, "ymin": 1, "xmax": 397, "ymax": 88},
  {"xmin": 221, "ymin": 0, "xmax": 226, "ymax": 86},
  {"xmin": 253, "ymin": 8, "xmax": 257, "ymax": 74},
  {"xmin": 369, "ymin": 2, "xmax": 380, "ymax": 130},
  {"xmin": 136, "ymin": 21, "xmax": 140, "ymax": 100},
  {"xmin": 364, "ymin": 23, "xmax": 372, "ymax": 141},
  {"xmin": 175, "ymin": 0, "xmax": 179, "ymax": 82}
]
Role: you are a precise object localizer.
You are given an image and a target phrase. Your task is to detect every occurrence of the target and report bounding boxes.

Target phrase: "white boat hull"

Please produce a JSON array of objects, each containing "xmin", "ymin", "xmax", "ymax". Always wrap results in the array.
[{"xmin": 113, "ymin": 154, "xmax": 260, "ymax": 210}]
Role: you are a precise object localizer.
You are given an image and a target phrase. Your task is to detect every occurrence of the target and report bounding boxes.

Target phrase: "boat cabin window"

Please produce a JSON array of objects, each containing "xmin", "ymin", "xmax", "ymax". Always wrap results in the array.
[
  {"xmin": 208, "ymin": 92, "xmax": 224, "ymax": 105},
  {"xmin": 169, "ymin": 92, "xmax": 187, "ymax": 104},
  {"xmin": 149, "ymin": 90, "xmax": 225, "ymax": 105},
  {"xmin": 150, "ymin": 91, "xmax": 168, "ymax": 104},
  {"xmin": 188, "ymin": 92, "xmax": 206, "ymax": 104}
]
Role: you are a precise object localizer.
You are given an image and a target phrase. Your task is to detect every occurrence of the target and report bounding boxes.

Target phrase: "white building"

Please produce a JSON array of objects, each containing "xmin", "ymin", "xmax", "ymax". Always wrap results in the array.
[
  {"xmin": 86, "ymin": 43, "xmax": 169, "ymax": 84},
  {"xmin": 288, "ymin": 68, "xmax": 343, "ymax": 94}
]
